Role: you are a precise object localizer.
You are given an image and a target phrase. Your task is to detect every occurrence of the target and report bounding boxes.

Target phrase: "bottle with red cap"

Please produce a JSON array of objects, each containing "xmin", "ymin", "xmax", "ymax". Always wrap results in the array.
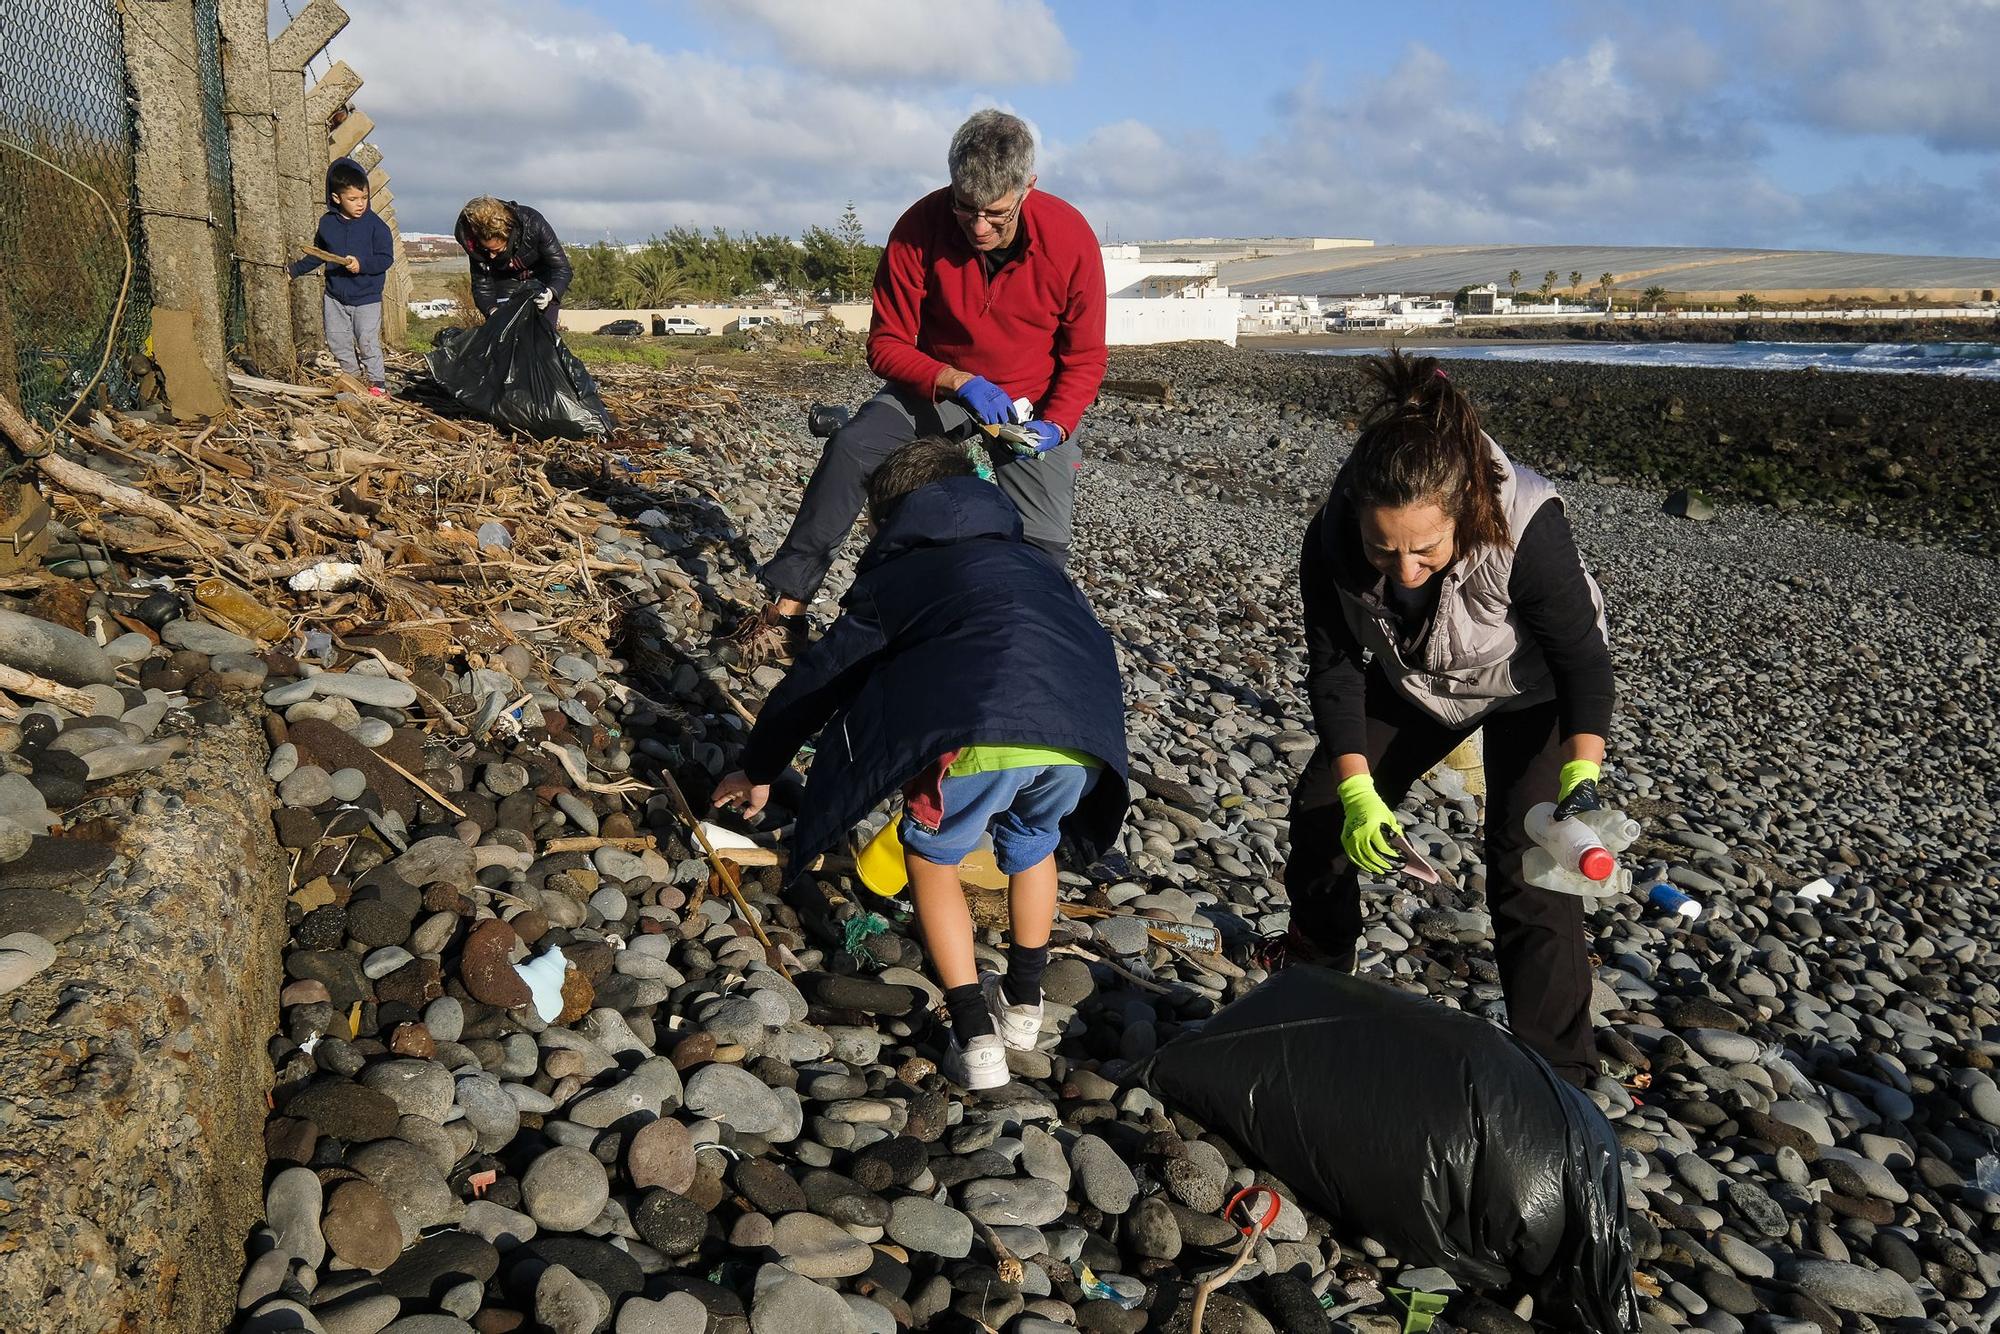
[{"xmin": 1522, "ymin": 803, "xmax": 1643, "ymax": 898}]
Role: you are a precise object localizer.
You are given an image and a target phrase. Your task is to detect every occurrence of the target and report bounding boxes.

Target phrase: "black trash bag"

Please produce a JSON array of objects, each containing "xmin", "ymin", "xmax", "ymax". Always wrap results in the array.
[
  {"xmin": 1132, "ymin": 966, "xmax": 1640, "ymax": 1334},
  {"xmin": 418, "ymin": 295, "xmax": 611, "ymax": 440}
]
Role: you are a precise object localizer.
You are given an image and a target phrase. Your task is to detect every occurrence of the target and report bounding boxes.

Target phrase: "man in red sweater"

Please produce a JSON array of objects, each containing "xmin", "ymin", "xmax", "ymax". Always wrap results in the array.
[{"xmin": 736, "ymin": 109, "xmax": 1108, "ymax": 667}]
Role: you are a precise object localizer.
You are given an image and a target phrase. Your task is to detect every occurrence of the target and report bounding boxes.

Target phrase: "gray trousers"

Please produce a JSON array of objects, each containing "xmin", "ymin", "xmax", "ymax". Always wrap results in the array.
[
  {"xmin": 323, "ymin": 295, "xmax": 385, "ymax": 383},
  {"xmin": 760, "ymin": 383, "xmax": 1082, "ymax": 602}
]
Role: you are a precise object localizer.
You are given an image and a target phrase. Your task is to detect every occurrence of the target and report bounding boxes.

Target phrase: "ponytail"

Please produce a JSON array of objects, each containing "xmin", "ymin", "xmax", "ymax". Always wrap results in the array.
[{"xmin": 1342, "ymin": 349, "xmax": 1510, "ymax": 552}]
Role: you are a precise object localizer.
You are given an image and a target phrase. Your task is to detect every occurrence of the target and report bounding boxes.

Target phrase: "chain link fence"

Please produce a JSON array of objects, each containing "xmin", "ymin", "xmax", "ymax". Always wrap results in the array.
[
  {"xmin": 0, "ymin": 0, "xmax": 156, "ymax": 425},
  {"xmin": 192, "ymin": 0, "xmax": 248, "ymax": 360}
]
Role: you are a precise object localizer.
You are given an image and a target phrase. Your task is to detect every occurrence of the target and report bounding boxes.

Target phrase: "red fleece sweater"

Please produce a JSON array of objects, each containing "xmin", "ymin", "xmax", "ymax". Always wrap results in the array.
[{"xmin": 866, "ymin": 187, "xmax": 1108, "ymax": 438}]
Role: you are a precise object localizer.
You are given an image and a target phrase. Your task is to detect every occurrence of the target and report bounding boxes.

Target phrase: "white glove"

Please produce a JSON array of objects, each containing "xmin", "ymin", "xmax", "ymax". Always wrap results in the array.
[{"xmin": 532, "ymin": 287, "xmax": 553, "ymax": 310}]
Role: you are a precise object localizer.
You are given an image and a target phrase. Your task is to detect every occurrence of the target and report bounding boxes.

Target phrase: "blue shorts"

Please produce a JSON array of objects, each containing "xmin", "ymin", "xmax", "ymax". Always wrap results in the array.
[{"xmin": 900, "ymin": 763, "xmax": 1098, "ymax": 874}]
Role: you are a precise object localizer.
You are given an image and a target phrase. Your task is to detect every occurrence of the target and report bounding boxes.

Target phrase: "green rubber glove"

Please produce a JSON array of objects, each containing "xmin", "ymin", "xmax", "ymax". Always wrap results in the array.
[
  {"xmin": 1337, "ymin": 774, "xmax": 1404, "ymax": 875},
  {"xmin": 1556, "ymin": 758, "xmax": 1602, "ymax": 819}
]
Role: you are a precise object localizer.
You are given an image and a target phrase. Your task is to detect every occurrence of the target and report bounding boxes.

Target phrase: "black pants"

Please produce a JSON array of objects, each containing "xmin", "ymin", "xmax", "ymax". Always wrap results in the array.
[
  {"xmin": 1284, "ymin": 671, "xmax": 1597, "ymax": 1085},
  {"xmin": 759, "ymin": 383, "xmax": 1081, "ymax": 603}
]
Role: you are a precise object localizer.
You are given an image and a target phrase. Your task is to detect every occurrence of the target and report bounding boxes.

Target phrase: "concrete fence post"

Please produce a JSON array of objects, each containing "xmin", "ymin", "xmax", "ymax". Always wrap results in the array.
[
  {"xmin": 217, "ymin": 0, "xmax": 296, "ymax": 379},
  {"xmin": 118, "ymin": 0, "xmax": 228, "ymax": 415},
  {"xmin": 347, "ymin": 138, "xmax": 410, "ymax": 346},
  {"xmin": 270, "ymin": 0, "xmax": 349, "ymax": 350}
]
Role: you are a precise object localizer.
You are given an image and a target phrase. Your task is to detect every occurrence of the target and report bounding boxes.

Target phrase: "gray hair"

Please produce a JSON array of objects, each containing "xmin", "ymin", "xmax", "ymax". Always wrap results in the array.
[{"xmin": 948, "ymin": 110, "xmax": 1035, "ymax": 206}]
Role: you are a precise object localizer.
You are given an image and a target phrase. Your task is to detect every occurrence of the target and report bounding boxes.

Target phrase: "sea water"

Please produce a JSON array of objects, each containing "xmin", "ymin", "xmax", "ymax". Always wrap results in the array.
[{"xmin": 1307, "ymin": 340, "xmax": 2000, "ymax": 379}]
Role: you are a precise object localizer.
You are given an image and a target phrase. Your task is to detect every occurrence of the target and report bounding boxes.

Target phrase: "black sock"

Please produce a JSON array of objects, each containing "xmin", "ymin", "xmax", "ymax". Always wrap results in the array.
[
  {"xmin": 1002, "ymin": 944, "xmax": 1049, "ymax": 1007},
  {"xmin": 944, "ymin": 983, "xmax": 995, "ymax": 1044}
]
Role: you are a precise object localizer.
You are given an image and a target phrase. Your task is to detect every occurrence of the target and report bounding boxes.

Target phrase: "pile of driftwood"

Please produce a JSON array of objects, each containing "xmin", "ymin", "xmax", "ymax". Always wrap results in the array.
[{"xmin": 0, "ymin": 358, "xmax": 748, "ymax": 715}]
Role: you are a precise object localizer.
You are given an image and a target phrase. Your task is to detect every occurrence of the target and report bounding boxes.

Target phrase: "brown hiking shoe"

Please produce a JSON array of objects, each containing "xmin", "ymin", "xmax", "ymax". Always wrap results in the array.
[{"xmin": 728, "ymin": 604, "xmax": 813, "ymax": 672}]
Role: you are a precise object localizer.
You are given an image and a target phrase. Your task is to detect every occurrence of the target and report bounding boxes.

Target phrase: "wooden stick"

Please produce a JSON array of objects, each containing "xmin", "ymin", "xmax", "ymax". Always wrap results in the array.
[
  {"xmin": 227, "ymin": 370, "xmax": 336, "ymax": 399},
  {"xmin": 653, "ymin": 765, "xmax": 787, "ymax": 978},
  {"xmin": 369, "ymin": 750, "xmax": 467, "ymax": 818},
  {"xmin": 0, "ymin": 663, "xmax": 102, "ymax": 715},
  {"xmin": 0, "ymin": 395, "xmax": 229, "ymax": 557},
  {"xmin": 543, "ymin": 835, "xmax": 656, "ymax": 854},
  {"xmin": 301, "ymin": 243, "xmax": 350, "ymax": 266}
]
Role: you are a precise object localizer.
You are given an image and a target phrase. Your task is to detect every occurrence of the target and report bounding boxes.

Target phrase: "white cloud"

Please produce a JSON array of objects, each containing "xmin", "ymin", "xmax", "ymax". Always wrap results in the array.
[
  {"xmin": 690, "ymin": 0, "xmax": 1075, "ymax": 84},
  {"xmin": 1745, "ymin": 0, "xmax": 2000, "ymax": 151},
  {"xmin": 1051, "ymin": 40, "xmax": 1798, "ymax": 249},
  {"xmin": 326, "ymin": 1, "xmax": 1997, "ymax": 256},
  {"xmin": 334, "ymin": 0, "xmax": 964, "ymax": 237}
]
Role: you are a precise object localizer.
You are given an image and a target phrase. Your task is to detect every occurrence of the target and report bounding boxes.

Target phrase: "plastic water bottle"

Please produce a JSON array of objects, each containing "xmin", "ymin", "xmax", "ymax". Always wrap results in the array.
[
  {"xmin": 1646, "ymin": 881, "xmax": 1703, "ymax": 921},
  {"xmin": 1522, "ymin": 803, "xmax": 1642, "ymax": 898}
]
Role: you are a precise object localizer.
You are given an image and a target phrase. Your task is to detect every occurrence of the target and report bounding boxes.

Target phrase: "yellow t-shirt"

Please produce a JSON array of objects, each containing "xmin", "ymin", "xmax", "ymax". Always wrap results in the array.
[{"xmin": 945, "ymin": 744, "xmax": 1103, "ymax": 777}]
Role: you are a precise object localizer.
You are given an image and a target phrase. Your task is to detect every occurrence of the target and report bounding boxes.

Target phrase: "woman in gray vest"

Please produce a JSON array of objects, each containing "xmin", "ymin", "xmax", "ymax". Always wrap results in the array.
[{"xmin": 1286, "ymin": 349, "xmax": 1614, "ymax": 1088}]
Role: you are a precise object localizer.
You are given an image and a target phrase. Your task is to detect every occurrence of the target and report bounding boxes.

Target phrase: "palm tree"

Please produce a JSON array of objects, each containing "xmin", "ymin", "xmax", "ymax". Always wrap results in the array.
[
  {"xmin": 1568, "ymin": 270, "xmax": 1583, "ymax": 298},
  {"xmin": 1541, "ymin": 270, "xmax": 1558, "ymax": 300},
  {"xmin": 1507, "ymin": 268, "xmax": 1522, "ymax": 299},
  {"xmin": 1599, "ymin": 272, "xmax": 1615, "ymax": 311},
  {"xmin": 1643, "ymin": 284, "xmax": 1666, "ymax": 313},
  {"xmin": 1735, "ymin": 291, "xmax": 1760, "ymax": 311},
  {"xmin": 624, "ymin": 249, "xmax": 691, "ymax": 308}
]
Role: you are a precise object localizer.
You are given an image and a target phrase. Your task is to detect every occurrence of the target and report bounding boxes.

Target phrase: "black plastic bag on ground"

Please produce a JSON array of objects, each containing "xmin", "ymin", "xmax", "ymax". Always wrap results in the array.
[
  {"xmin": 418, "ymin": 295, "xmax": 611, "ymax": 439},
  {"xmin": 1133, "ymin": 966, "xmax": 1640, "ymax": 1334}
]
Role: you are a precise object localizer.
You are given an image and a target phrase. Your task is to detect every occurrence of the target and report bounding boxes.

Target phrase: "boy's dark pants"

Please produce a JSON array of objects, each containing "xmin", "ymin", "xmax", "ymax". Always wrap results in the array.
[{"xmin": 1284, "ymin": 669, "xmax": 1598, "ymax": 1086}]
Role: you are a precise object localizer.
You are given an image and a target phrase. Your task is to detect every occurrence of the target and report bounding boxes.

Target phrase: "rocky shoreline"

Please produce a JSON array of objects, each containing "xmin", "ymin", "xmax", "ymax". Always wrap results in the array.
[
  {"xmin": 2, "ymin": 346, "xmax": 1997, "ymax": 1334},
  {"xmin": 1110, "ymin": 345, "xmax": 2000, "ymax": 556},
  {"xmin": 1408, "ymin": 317, "xmax": 2000, "ymax": 346}
]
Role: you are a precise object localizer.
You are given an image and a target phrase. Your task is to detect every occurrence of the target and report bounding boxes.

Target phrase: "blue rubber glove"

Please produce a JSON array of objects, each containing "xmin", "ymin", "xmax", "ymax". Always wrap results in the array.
[
  {"xmin": 955, "ymin": 376, "xmax": 1014, "ymax": 425},
  {"xmin": 1014, "ymin": 419, "xmax": 1063, "ymax": 455}
]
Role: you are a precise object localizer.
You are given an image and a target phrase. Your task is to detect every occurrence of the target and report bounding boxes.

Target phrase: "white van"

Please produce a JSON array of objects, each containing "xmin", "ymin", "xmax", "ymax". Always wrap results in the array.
[{"xmin": 660, "ymin": 316, "xmax": 711, "ymax": 336}]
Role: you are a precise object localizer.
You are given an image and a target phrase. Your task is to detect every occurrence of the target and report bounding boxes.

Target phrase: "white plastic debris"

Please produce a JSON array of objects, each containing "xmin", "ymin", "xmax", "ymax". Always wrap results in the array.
[
  {"xmin": 289, "ymin": 561, "xmax": 364, "ymax": 593},
  {"xmin": 514, "ymin": 946, "xmax": 569, "ymax": 1022}
]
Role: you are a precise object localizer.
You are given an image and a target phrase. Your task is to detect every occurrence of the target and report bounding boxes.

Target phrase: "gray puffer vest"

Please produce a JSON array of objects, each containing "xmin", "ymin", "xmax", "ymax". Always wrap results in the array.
[{"xmin": 1328, "ymin": 439, "xmax": 1608, "ymax": 728}]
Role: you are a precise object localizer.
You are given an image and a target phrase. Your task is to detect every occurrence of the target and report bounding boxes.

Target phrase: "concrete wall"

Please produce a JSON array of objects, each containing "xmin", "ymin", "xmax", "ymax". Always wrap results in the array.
[{"xmin": 1108, "ymin": 296, "xmax": 1239, "ymax": 347}]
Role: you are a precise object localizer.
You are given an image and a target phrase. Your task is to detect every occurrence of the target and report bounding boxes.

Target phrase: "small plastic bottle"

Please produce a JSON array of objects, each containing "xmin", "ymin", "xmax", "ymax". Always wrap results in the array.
[
  {"xmin": 1647, "ymin": 881, "xmax": 1703, "ymax": 921},
  {"xmin": 194, "ymin": 577, "xmax": 288, "ymax": 641},
  {"xmin": 1522, "ymin": 804, "xmax": 1643, "ymax": 898}
]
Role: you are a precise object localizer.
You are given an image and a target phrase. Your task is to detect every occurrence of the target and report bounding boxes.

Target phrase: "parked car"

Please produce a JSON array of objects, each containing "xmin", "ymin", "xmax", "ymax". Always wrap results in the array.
[
  {"xmin": 734, "ymin": 313, "xmax": 777, "ymax": 332},
  {"xmin": 594, "ymin": 319, "xmax": 645, "ymax": 336},
  {"xmin": 660, "ymin": 316, "xmax": 711, "ymax": 336}
]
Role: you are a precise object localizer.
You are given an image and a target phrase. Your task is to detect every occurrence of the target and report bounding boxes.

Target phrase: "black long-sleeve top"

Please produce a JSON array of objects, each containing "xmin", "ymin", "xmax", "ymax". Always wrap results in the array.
[{"xmin": 1301, "ymin": 500, "xmax": 1615, "ymax": 754}]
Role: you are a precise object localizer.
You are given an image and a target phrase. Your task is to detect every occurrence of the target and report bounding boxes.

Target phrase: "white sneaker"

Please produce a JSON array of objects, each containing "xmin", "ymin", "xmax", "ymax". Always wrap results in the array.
[
  {"xmin": 944, "ymin": 1034, "xmax": 1010, "ymax": 1091},
  {"xmin": 982, "ymin": 972, "xmax": 1044, "ymax": 1052}
]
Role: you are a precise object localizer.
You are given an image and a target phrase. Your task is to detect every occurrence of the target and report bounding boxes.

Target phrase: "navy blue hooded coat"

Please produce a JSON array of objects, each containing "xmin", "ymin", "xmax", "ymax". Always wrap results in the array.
[
  {"xmin": 288, "ymin": 157, "xmax": 395, "ymax": 306},
  {"xmin": 739, "ymin": 477, "xmax": 1130, "ymax": 884}
]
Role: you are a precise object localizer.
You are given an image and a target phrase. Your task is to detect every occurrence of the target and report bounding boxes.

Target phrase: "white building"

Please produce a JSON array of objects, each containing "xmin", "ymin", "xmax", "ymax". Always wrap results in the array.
[
  {"xmin": 1238, "ymin": 294, "xmax": 1325, "ymax": 335},
  {"xmin": 1326, "ymin": 294, "xmax": 1457, "ymax": 331},
  {"xmin": 1100, "ymin": 245, "xmax": 1238, "ymax": 347}
]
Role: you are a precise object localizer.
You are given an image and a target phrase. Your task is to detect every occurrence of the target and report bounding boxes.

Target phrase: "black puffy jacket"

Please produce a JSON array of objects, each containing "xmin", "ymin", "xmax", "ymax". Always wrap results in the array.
[
  {"xmin": 739, "ymin": 476, "xmax": 1130, "ymax": 881},
  {"xmin": 454, "ymin": 200, "xmax": 573, "ymax": 315}
]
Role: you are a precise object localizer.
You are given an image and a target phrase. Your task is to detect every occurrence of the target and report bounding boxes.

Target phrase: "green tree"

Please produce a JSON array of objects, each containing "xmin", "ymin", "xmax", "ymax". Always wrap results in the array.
[
  {"xmin": 1599, "ymin": 272, "xmax": 1615, "ymax": 310},
  {"xmin": 1541, "ymin": 269, "xmax": 1558, "ymax": 300},
  {"xmin": 835, "ymin": 202, "xmax": 870, "ymax": 301},
  {"xmin": 625, "ymin": 247, "xmax": 691, "ymax": 306},
  {"xmin": 1568, "ymin": 269, "xmax": 1583, "ymax": 297},
  {"xmin": 1735, "ymin": 291, "xmax": 1760, "ymax": 310},
  {"xmin": 565, "ymin": 243, "xmax": 628, "ymax": 308},
  {"xmin": 1507, "ymin": 268, "xmax": 1522, "ymax": 298},
  {"xmin": 1642, "ymin": 284, "xmax": 1666, "ymax": 312}
]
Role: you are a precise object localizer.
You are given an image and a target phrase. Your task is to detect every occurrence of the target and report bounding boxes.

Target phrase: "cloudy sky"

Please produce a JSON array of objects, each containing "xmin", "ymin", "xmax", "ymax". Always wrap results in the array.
[{"xmin": 307, "ymin": 0, "xmax": 2000, "ymax": 256}]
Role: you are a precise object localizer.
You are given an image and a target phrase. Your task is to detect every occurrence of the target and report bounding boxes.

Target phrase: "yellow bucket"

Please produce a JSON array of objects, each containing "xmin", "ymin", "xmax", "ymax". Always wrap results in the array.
[
  {"xmin": 855, "ymin": 820, "xmax": 1011, "ymax": 897},
  {"xmin": 856, "ymin": 819, "xmax": 909, "ymax": 897}
]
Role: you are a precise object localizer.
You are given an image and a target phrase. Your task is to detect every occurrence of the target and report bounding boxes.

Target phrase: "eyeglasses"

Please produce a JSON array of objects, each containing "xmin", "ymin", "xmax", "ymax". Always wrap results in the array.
[{"xmin": 950, "ymin": 189, "xmax": 1026, "ymax": 227}]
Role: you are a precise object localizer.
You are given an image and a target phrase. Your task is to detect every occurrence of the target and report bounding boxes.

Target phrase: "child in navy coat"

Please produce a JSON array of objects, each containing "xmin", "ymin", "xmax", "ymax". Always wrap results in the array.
[{"xmin": 714, "ymin": 438, "xmax": 1128, "ymax": 1089}]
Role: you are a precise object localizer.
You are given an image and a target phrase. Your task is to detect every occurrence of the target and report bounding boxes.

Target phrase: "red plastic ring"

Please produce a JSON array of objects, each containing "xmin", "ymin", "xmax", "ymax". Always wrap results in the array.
[{"xmin": 1223, "ymin": 1185, "xmax": 1281, "ymax": 1236}]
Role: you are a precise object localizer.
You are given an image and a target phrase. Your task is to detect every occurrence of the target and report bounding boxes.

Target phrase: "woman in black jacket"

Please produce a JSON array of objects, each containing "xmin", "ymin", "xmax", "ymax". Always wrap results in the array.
[
  {"xmin": 1287, "ymin": 350, "xmax": 1614, "ymax": 1087},
  {"xmin": 455, "ymin": 196, "xmax": 573, "ymax": 327}
]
